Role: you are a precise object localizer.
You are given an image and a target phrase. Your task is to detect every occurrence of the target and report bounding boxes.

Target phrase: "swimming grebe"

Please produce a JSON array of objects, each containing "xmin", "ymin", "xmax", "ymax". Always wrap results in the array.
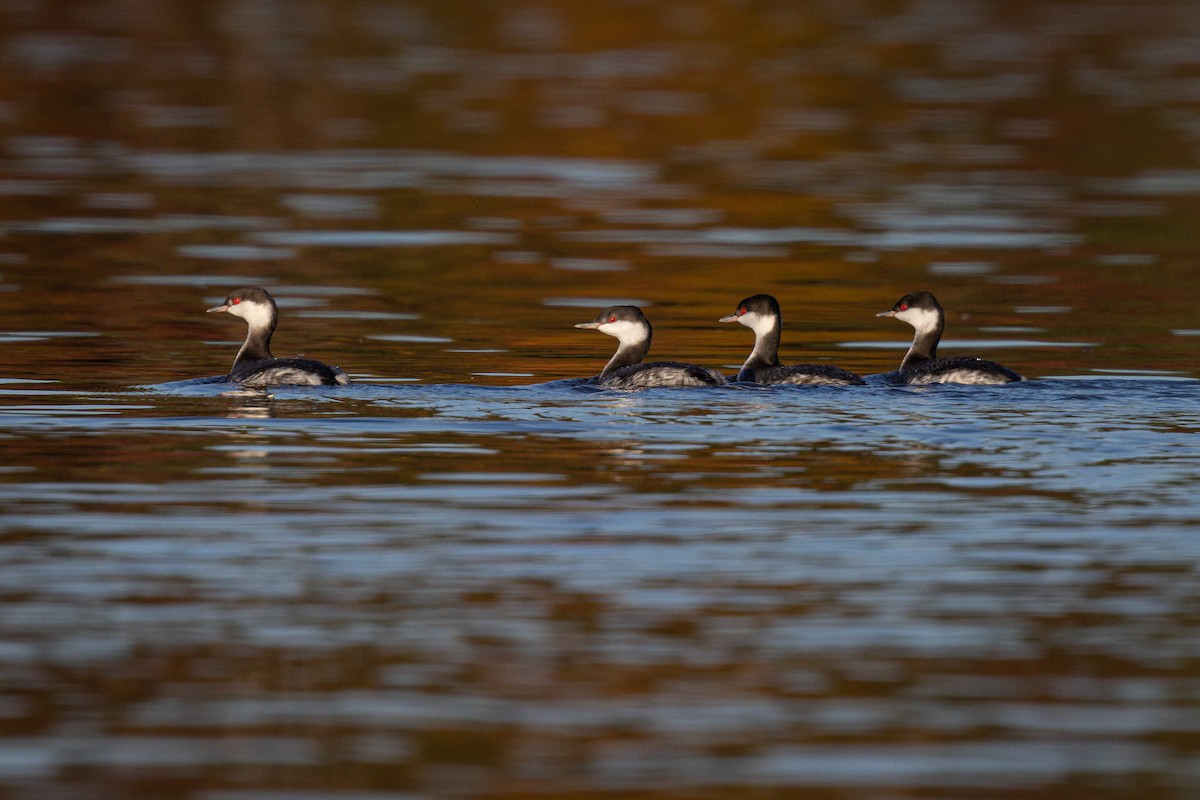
[
  {"xmin": 575, "ymin": 305, "xmax": 726, "ymax": 388},
  {"xmin": 877, "ymin": 291, "xmax": 1024, "ymax": 385},
  {"xmin": 206, "ymin": 287, "xmax": 351, "ymax": 387},
  {"xmin": 719, "ymin": 294, "xmax": 865, "ymax": 385}
]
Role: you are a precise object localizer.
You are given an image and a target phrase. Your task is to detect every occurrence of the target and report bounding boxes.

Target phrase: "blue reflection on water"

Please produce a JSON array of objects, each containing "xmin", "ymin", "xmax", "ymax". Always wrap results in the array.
[{"xmin": 0, "ymin": 377, "xmax": 1198, "ymax": 793}]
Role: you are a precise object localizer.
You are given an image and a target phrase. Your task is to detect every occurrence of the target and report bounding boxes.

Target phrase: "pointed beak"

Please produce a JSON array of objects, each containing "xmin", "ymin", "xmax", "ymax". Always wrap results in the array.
[
  {"xmin": 207, "ymin": 303, "xmax": 229, "ymax": 314},
  {"xmin": 718, "ymin": 312, "xmax": 739, "ymax": 323},
  {"xmin": 876, "ymin": 310, "xmax": 895, "ymax": 318},
  {"xmin": 574, "ymin": 322, "xmax": 602, "ymax": 329}
]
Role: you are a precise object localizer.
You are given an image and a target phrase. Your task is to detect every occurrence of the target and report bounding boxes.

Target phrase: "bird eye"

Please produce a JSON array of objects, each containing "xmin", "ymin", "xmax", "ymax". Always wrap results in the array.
[
  {"xmin": 739, "ymin": 307, "xmax": 747, "ymax": 315},
  {"xmin": 608, "ymin": 316, "xmax": 616, "ymax": 322},
  {"xmin": 899, "ymin": 303, "xmax": 908, "ymax": 311},
  {"xmin": 230, "ymin": 297, "xmax": 241, "ymax": 305}
]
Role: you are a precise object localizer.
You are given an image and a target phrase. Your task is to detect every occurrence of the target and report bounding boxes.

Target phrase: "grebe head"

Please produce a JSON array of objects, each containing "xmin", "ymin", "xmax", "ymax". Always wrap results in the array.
[
  {"xmin": 574, "ymin": 305, "xmax": 651, "ymax": 345},
  {"xmin": 719, "ymin": 294, "xmax": 780, "ymax": 337},
  {"xmin": 877, "ymin": 291, "xmax": 943, "ymax": 335},
  {"xmin": 207, "ymin": 286, "xmax": 277, "ymax": 331}
]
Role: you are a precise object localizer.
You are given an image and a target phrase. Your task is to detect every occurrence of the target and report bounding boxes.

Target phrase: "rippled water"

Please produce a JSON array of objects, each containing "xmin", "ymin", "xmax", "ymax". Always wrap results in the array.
[
  {"xmin": 2, "ymin": 1, "xmax": 1200, "ymax": 798},
  {"xmin": 3, "ymin": 376, "xmax": 1198, "ymax": 798}
]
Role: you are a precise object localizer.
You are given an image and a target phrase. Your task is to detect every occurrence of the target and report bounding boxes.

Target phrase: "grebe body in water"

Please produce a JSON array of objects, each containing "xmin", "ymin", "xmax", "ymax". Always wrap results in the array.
[
  {"xmin": 575, "ymin": 305, "xmax": 726, "ymax": 389},
  {"xmin": 877, "ymin": 291, "xmax": 1024, "ymax": 385},
  {"xmin": 719, "ymin": 294, "xmax": 864, "ymax": 386},
  {"xmin": 207, "ymin": 287, "xmax": 350, "ymax": 387}
]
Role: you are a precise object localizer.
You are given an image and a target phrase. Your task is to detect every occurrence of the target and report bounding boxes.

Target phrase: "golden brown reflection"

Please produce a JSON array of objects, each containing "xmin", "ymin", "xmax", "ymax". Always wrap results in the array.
[{"xmin": 0, "ymin": 1, "xmax": 1198, "ymax": 386}]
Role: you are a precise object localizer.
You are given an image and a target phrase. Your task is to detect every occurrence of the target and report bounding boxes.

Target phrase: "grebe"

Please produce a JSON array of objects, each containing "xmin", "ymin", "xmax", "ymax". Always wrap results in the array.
[
  {"xmin": 575, "ymin": 305, "xmax": 726, "ymax": 389},
  {"xmin": 206, "ymin": 287, "xmax": 351, "ymax": 387},
  {"xmin": 877, "ymin": 291, "xmax": 1024, "ymax": 385},
  {"xmin": 719, "ymin": 294, "xmax": 865, "ymax": 385}
]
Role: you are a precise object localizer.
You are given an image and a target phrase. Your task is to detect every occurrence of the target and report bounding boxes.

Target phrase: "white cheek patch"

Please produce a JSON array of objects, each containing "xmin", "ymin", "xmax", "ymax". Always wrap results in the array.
[
  {"xmin": 743, "ymin": 311, "xmax": 777, "ymax": 337},
  {"xmin": 231, "ymin": 300, "xmax": 274, "ymax": 330},
  {"xmin": 599, "ymin": 319, "xmax": 644, "ymax": 344},
  {"xmin": 895, "ymin": 306, "xmax": 940, "ymax": 335}
]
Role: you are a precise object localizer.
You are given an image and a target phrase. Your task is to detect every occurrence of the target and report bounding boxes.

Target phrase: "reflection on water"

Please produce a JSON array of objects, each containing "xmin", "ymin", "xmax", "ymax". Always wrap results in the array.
[
  {"xmin": 2, "ymin": 0, "xmax": 1200, "ymax": 797},
  {"xmin": 1, "ymin": 379, "xmax": 1199, "ymax": 798}
]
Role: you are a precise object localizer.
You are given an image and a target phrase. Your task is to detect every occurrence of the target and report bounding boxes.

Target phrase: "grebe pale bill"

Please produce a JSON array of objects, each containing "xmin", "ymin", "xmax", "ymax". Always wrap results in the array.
[
  {"xmin": 575, "ymin": 305, "xmax": 726, "ymax": 389},
  {"xmin": 206, "ymin": 286, "xmax": 351, "ymax": 387},
  {"xmin": 877, "ymin": 291, "xmax": 1025, "ymax": 385},
  {"xmin": 719, "ymin": 293, "xmax": 865, "ymax": 386}
]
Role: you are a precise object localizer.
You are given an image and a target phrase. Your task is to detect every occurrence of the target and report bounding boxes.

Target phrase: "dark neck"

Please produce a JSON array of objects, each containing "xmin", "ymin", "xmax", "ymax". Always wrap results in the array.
[
  {"xmin": 601, "ymin": 332, "xmax": 651, "ymax": 374},
  {"xmin": 233, "ymin": 325, "xmax": 274, "ymax": 370},
  {"xmin": 739, "ymin": 318, "xmax": 782, "ymax": 381},
  {"xmin": 900, "ymin": 321, "xmax": 942, "ymax": 371}
]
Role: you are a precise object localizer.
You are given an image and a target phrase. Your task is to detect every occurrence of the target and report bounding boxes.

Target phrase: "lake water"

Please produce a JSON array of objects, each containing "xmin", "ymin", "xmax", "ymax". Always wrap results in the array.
[{"xmin": 1, "ymin": 1, "xmax": 1199, "ymax": 799}]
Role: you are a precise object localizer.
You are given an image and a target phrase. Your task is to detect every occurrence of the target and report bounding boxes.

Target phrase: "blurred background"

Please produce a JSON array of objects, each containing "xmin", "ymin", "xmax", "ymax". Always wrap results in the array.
[{"xmin": 1, "ymin": 0, "xmax": 1198, "ymax": 382}]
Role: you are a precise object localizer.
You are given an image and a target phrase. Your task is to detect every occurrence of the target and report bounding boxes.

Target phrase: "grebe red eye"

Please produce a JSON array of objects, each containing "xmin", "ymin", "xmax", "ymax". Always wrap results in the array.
[
  {"xmin": 230, "ymin": 297, "xmax": 241, "ymax": 305},
  {"xmin": 899, "ymin": 303, "xmax": 908, "ymax": 311},
  {"xmin": 608, "ymin": 316, "xmax": 616, "ymax": 322},
  {"xmin": 739, "ymin": 307, "xmax": 747, "ymax": 315}
]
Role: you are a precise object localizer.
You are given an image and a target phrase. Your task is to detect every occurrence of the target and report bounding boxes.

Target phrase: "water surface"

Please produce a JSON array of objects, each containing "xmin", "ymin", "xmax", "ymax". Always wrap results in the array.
[{"xmin": 1, "ymin": 1, "xmax": 1199, "ymax": 798}]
